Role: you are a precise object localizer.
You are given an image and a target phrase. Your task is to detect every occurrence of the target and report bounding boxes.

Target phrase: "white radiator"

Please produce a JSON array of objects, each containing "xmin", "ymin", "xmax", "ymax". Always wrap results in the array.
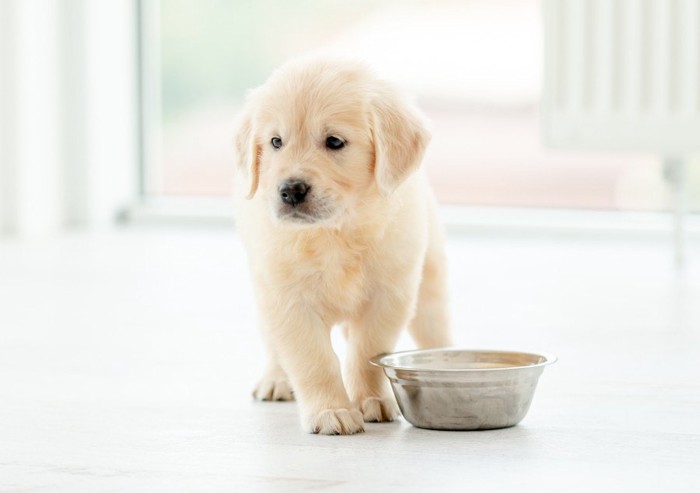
[{"xmin": 543, "ymin": 0, "xmax": 700, "ymax": 154}]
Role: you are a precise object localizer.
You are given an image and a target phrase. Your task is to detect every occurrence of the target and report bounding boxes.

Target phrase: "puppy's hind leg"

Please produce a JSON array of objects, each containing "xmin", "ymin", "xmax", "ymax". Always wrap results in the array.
[
  {"xmin": 408, "ymin": 208, "xmax": 452, "ymax": 348},
  {"xmin": 253, "ymin": 332, "xmax": 294, "ymax": 401}
]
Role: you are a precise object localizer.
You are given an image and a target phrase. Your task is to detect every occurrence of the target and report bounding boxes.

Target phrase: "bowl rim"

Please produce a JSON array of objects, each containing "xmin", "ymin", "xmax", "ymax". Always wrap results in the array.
[{"xmin": 370, "ymin": 348, "xmax": 558, "ymax": 373}]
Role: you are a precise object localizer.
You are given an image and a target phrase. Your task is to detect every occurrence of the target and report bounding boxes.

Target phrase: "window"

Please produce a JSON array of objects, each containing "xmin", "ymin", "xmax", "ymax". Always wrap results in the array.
[{"xmin": 144, "ymin": 0, "xmax": 699, "ymax": 213}]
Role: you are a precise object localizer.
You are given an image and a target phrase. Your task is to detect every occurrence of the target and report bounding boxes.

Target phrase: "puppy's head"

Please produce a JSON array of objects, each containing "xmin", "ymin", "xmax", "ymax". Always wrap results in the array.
[{"xmin": 235, "ymin": 58, "xmax": 430, "ymax": 227}]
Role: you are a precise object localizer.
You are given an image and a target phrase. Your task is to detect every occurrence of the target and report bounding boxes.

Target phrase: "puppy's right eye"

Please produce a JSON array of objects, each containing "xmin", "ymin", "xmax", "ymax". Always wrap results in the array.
[
  {"xmin": 271, "ymin": 137, "xmax": 283, "ymax": 149},
  {"xmin": 325, "ymin": 136, "xmax": 345, "ymax": 150}
]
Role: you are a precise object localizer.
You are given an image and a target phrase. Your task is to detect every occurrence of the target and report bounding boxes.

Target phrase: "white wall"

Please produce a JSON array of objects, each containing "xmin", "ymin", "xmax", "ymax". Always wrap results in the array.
[{"xmin": 0, "ymin": 0, "xmax": 138, "ymax": 237}]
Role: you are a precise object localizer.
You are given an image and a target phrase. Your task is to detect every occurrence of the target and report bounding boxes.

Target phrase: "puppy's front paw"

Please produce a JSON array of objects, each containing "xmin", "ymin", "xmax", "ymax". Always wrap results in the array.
[
  {"xmin": 358, "ymin": 396, "xmax": 400, "ymax": 422},
  {"xmin": 304, "ymin": 408, "xmax": 364, "ymax": 435},
  {"xmin": 252, "ymin": 377, "xmax": 294, "ymax": 401}
]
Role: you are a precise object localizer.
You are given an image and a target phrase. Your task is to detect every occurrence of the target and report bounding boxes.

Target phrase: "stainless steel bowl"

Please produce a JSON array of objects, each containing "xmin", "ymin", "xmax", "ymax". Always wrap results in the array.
[{"xmin": 371, "ymin": 349, "xmax": 557, "ymax": 430}]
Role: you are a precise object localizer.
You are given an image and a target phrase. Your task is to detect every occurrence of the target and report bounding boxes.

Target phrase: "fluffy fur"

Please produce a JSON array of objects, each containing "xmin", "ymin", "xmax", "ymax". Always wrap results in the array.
[{"xmin": 233, "ymin": 58, "xmax": 451, "ymax": 435}]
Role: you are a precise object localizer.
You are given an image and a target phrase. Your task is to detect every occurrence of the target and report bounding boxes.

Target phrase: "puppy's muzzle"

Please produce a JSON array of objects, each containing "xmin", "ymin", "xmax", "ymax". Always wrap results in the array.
[{"xmin": 279, "ymin": 179, "xmax": 310, "ymax": 207}]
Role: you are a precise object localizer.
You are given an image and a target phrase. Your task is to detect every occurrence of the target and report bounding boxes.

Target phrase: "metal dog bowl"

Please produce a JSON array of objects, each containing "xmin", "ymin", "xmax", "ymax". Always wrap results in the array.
[{"xmin": 371, "ymin": 349, "xmax": 557, "ymax": 430}]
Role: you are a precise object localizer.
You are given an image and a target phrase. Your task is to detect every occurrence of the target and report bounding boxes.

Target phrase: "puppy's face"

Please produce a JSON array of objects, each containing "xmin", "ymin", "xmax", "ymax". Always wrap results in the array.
[
  {"xmin": 256, "ymin": 71, "xmax": 375, "ymax": 226},
  {"xmin": 235, "ymin": 60, "xmax": 430, "ymax": 227}
]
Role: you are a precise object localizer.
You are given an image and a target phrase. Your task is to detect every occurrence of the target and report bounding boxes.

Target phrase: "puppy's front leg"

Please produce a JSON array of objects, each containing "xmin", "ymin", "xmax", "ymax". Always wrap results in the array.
[
  {"xmin": 345, "ymin": 289, "xmax": 411, "ymax": 423},
  {"xmin": 265, "ymin": 302, "xmax": 364, "ymax": 435}
]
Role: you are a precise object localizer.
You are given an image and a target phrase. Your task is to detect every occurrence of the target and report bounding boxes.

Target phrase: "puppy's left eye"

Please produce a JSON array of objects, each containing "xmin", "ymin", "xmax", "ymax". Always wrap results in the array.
[{"xmin": 325, "ymin": 136, "xmax": 345, "ymax": 150}]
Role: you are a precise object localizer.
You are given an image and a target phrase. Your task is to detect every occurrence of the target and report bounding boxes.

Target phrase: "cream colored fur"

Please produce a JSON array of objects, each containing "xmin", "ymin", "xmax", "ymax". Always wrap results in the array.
[{"xmin": 233, "ymin": 58, "xmax": 451, "ymax": 435}]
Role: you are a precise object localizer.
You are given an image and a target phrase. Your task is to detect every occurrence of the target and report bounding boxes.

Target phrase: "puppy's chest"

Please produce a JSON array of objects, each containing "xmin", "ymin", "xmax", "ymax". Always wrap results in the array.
[{"xmin": 285, "ymin": 234, "xmax": 372, "ymax": 312}]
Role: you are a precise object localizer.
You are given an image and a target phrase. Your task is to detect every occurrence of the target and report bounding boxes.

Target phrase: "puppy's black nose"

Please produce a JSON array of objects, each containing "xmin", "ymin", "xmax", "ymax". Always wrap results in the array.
[{"xmin": 279, "ymin": 180, "xmax": 310, "ymax": 207}]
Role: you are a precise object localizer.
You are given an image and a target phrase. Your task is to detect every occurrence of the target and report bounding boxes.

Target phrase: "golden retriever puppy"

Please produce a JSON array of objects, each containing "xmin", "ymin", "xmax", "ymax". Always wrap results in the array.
[{"xmin": 233, "ymin": 58, "xmax": 451, "ymax": 435}]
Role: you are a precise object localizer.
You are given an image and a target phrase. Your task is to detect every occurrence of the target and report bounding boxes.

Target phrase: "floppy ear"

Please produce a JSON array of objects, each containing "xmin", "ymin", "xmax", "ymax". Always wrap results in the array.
[
  {"xmin": 370, "ymin": 88, "xmax": 431, "ymax": 195},
  {"xmin": 234, "ymin": 108, "xmax": 261, "ymax": 199}
]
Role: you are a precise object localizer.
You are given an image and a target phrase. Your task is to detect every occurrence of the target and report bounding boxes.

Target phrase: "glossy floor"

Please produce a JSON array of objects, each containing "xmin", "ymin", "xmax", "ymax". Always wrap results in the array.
[{"xmin": 1, "ymin": 226, "xmax": 698, "ymax": 492}]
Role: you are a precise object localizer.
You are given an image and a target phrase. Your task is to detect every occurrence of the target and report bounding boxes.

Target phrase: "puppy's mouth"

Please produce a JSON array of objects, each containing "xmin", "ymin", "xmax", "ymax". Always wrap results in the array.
[
  {"xmin": 278, "ymin": 209, "xmax": 325, "ymax": 224},
  {"xmin": 274, "ymin": 197, "xmax": 335, "ymax": 225}
]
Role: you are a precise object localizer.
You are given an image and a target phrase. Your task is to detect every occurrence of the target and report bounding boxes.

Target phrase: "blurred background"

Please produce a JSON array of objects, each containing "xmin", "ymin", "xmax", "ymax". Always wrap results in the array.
[
  {"xmin": 1, "ymin": 0, "xmax": 699, "ymax": 236},
  {"xmin": 154, "ymin": 0, "xmax": 700, "ymax": 212}
]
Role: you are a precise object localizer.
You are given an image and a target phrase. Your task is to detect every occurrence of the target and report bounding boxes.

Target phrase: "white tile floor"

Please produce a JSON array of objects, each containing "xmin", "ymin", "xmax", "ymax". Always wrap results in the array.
[{"xmin": 1, "ymin": 226, "xmax": 699, "ymax": 492}]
